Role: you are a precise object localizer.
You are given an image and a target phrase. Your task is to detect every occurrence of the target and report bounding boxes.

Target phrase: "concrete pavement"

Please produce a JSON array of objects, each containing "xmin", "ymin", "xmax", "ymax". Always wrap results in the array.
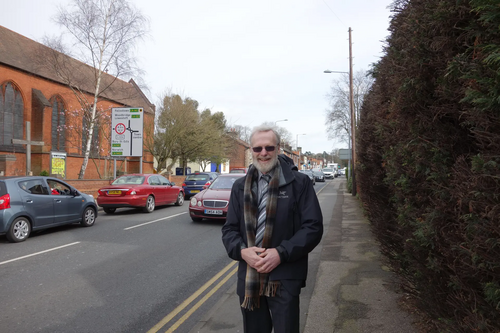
[{"xmin": 189, "ymin": 178, "xmax": 419, "ymax": 333}]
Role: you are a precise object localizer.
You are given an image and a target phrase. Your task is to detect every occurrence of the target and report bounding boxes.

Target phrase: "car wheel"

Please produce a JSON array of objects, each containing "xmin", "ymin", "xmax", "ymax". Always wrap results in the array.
[
  {"xmin": 175, "ymin": 192, "xmax": 184, "ymax": 206},
  {"xmin": 6, "ymin": 217, "xmax": 31, "ymax": 243},
  {"xmin": 191, "ymin": 217, "xmax": 202, "ymax": 222},
  {"xmin": 103, "ymin": 207, "xmax": 116, "ymax": 214},
  {"xmin": 143, "ymin": 195, "xmax": 155, "ymax": 213},
  {"xmin": 81, "ymin": 207, "xmax": 96, "ymax": 227}
]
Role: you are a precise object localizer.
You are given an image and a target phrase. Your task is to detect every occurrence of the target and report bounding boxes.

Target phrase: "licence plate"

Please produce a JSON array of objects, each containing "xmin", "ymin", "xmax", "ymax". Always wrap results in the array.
[
  {"xmin": 205, "ymin": 209, "xmax": 223, "ymax": 215},
  {"xmin": 191, "ymin": 190, "xmax": 200, "ymax": 193},
  {"xmin": 108, "ymin": 190, "xmax": 122, "ymax": 195}
]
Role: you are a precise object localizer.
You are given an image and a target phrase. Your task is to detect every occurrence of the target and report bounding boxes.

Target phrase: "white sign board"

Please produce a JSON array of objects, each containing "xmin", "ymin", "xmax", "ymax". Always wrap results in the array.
[
  {"xmin": 339, "ymin": 149, "xmax": 352, "ymax": 160},
  {"xmin": 111, "ymin": 107, "xmax": 144, "ymax": 157}
]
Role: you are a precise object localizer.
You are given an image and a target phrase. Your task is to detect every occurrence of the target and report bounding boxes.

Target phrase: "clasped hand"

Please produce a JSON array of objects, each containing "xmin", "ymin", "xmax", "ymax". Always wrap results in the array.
[{"xmin": 241, "ymin": 246, "xmax": 281, "ymax": 274}]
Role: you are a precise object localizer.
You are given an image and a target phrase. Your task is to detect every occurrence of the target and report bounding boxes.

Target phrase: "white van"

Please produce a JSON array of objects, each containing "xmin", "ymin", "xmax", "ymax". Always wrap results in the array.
[{"xmin": 327, "ymin": 163, "xmax": 338, "ymax": 177}]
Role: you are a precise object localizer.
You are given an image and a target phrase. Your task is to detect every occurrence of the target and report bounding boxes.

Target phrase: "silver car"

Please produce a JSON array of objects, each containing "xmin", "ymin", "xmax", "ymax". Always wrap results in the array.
[
  {"xmin": 0, "ymin": 176, "xmax": 97, "ymax": 243},
  {"xmin": 322, "ymin": 168, "xmax": 334, "ymax": 179}
]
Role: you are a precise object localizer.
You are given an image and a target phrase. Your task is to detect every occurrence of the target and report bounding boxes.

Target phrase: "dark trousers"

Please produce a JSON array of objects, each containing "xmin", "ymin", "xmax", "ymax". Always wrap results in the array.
[{"xmin": 239, "ymin": 284, "xmax": 300, "ymax": 333}]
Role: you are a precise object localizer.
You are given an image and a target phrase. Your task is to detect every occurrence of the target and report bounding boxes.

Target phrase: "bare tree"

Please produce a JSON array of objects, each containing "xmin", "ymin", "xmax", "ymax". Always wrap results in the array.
[
  {"xmin": 46, "ymin": 0, "xmax": 149, "ymax": 179},
  {"xmin": 325, "ymin": 69, "xmax": 373, "ymax": 145},
  {"xmin": 227, "ymin": 124, "xmax": 251, "ymax": 143},
  {"xmin": 259, "ymin": 121, "xmax": 293, "ymax": 147}
]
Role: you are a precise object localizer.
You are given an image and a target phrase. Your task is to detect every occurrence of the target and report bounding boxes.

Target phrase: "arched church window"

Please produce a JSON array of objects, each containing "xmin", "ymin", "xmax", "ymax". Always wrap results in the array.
[
  {"xmin": 0, "ymin": 82, "xmax": 24, "ymax": 150},
  {"xmin": 51, "ymin": 96, "xmax": 66, "ymax": 151}
]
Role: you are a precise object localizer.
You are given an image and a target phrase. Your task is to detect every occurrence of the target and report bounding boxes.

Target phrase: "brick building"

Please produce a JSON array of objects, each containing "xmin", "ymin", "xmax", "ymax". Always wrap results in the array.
[
  {"xmin": 0, "ymin": 25, "xmax": 155, "ymax": 179},
  {"xmin": 226, "ymin": 133, "xmax": 251, "ymax": 171}
]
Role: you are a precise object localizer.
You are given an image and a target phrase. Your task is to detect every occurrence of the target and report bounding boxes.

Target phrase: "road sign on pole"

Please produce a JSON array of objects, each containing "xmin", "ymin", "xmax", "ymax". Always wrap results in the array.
[
  {"xmin": 111, "ymin": 108, "xmax": 143, "ymax": 157},
  {"xmin": 339, "ymin": 149, "xmax": 352, "ymax": 160}
]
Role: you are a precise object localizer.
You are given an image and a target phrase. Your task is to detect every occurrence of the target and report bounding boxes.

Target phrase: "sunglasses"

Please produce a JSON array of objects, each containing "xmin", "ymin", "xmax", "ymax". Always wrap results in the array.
[{"xmin": 252, "ymin": 146, "xmax": 276, "ymax": 153}]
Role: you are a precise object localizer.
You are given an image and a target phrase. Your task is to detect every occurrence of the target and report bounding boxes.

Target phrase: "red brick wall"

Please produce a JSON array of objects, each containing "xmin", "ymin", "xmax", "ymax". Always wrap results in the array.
[
  {"xmin": 227, "ymin": 140, "xmax": 250, "ymax": 169},
  {"xmin": 169, "ymin": 175, "xmax": 187, "ymax": 185},
  {"xmin": 65, "ymin": 179, "xmax": 111, "ymax": 198},
  {"xmin": 230, "ymin": 149, "xmax": 246, "ymax": 168}
]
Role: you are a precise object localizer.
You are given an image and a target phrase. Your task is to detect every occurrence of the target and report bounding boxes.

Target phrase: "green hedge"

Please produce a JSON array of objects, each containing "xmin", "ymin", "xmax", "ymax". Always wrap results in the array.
[{"xmin": 357, "ymin": 0, "xmax": 500, "ymax": 331}]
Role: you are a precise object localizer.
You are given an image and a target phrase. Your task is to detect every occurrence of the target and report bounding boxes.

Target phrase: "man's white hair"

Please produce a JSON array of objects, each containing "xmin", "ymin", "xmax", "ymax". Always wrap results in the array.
[{"xmin": 250, "ymin": 124, "xmax": 281, "ymax": 146}]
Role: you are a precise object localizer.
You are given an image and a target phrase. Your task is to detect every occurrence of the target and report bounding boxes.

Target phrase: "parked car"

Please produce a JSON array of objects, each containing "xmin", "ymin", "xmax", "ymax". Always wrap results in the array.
[
  {"xmin": 97, "ymin": 174, "xmax": 184, "ymax": 214},
  {"xmin": 182, "ymin": 172, "xmax": 219, "ymax": 199},
  {"xmin": 189, "ymin": 173, "xmax": 244, "ymax": 222},
  {"xmin": 322, "ymin": 168, "xmax": 334, "ymax": 179},
  {"xmin": 229, "ymin": 168, "xmax": 248, "ymax": 174},
  {"xmin": 299, "ymin": 170, "xmax": 316, "ymax": 185},
  {"xmin": 0, "ymin": 176, "xmax": 97, "ymax": 243},
  {"xmin": 205, "ymin": 171, "xmax": 221, "ymax": 179},
  {"xmin": 312, "ymin": 170, "xmax": 325, "ymax": 182}
]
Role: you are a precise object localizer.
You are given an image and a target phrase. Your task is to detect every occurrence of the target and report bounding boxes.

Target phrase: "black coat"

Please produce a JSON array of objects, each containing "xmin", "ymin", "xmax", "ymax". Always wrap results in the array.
[{"xmin": 221, "ymin": 155, "xmax": 323, "ymax": 296}]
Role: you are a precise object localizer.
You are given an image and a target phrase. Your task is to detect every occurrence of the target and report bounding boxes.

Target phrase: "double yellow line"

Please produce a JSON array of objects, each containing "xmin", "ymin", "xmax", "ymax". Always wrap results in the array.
[{"xmin": 147, "ymin": 260, "xmax": 238, "ymax": 333}]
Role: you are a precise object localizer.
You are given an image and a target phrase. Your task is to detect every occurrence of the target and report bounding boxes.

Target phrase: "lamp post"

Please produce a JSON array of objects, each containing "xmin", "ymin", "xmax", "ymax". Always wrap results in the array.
[
  {"xmin": 296, "ymin": 133, "xmax": 306, "ymax": 170},
  {"xmin": 323, "ymin": 28, "xmax": 356, "ymax": 195}
]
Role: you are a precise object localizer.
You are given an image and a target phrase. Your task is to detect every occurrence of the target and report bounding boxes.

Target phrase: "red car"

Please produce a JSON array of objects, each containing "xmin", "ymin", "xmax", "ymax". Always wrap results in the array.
[
  {"xmin": 189, "ymin": 173, "xmax": 245, "ymax": 222},
  {"xmin": 97, "ymin": 174, "xmax": 184, "ymax": 214}
]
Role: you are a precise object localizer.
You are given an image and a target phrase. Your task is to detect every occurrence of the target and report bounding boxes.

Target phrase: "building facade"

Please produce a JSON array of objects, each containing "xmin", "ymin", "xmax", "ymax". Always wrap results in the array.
[{"xmin": 0, "ymin": 25, "xmax": 155, "ymax": 179}]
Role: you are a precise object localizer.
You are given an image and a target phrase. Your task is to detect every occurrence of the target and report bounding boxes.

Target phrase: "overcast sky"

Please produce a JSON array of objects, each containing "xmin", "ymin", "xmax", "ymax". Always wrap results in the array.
[{"xmin": 1, "ymin": 0, "xmax": 393, "ymax": 154}]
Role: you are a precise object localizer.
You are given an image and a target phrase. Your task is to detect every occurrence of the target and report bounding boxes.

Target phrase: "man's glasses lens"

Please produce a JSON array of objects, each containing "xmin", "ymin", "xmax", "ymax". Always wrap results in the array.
[{"xmin": 252, "ymin": 146, "xmax": 276, "ymax": 153}]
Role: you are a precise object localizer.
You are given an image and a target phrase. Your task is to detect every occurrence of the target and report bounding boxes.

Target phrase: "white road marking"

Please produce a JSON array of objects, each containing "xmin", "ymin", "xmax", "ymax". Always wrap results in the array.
[
  {"xmin": 123, "ymin": 212, "xmax": 188, "ymax": 230},
  {"xmin": 0, "ymin": 242, "xmax": 80, "ymax": 266}
]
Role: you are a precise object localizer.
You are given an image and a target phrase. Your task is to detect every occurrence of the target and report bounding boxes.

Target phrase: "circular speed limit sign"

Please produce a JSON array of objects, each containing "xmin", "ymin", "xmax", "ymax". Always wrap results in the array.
[{"xmin": 115, "ymin": 123, "xmax": 126, "ymax": 134}]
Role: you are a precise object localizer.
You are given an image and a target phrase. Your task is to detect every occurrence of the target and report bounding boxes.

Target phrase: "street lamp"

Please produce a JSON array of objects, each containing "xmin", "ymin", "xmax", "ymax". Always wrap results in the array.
[
  {"xmin": 323, "ymin": 28, "xmax": 356, "ymax": 195},
  {"xmin": 323, "ymin": 70, "xmax": 347, "ymax": 74},
  {"xmin": 296, "ymin": 133, "xmax": 306, "ymax": 170}
]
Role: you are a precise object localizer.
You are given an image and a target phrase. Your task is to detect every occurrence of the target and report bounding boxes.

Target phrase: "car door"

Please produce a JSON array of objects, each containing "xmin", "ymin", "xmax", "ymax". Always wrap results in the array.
[
  {"xmin": 46, "ymin": 178, "xmax": 82, "ymax": 223},
  {"xmin": 148, "ymin": 176, "xmax": 164, "ymax": 204},
  {"xmin": 17, "ymin": 179, "xmax": 55, "ymax": 227},
  {"xmin": 159, "ymin": 175, "xmax": 176, "ymax": 203}
]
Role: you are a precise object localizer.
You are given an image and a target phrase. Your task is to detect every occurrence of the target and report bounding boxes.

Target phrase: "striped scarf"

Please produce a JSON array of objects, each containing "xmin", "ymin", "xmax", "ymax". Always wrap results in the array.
[{"xmin": 241, "ymin": 161, "xmax": 281, "ymax": 310}]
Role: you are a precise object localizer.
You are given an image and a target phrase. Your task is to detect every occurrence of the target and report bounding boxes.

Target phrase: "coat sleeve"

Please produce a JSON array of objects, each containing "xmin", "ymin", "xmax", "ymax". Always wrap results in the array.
[
  {"xmin": 279, "ymin": 175, "xmax": 323, "ymax": 262},
  {"xmin": 221, "ymin": 181, "xmax": 245, "ymax": 261}
]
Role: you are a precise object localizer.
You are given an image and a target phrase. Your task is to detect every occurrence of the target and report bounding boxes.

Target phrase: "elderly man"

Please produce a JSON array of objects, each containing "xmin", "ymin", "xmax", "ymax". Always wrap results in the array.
[{"xmin": 222, "ymin": 124, "xmax": 323, "ymax": 333}]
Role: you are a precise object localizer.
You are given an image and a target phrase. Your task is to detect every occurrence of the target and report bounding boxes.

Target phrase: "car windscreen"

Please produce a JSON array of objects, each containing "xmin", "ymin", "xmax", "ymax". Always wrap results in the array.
[
  {"xmin": 210, "ymin": 177, "xmax": 238, "ymax": 189},
  {"xmin": 112, "ymin": 176, "xmax": 145, "ymax": 185},
  {"xmin": 323, "ymin": 168, "xmax": 333, "ymax": 172},
  {"xmin": 185, "ymin": 175, "xmax": 209, "ymax": 181}
]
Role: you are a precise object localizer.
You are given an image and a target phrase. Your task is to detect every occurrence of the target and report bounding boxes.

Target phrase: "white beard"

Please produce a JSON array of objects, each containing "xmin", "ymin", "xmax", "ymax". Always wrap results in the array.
[{"xmin": 253, "ymin": 154, "xmax": 278, "ymax": 174}]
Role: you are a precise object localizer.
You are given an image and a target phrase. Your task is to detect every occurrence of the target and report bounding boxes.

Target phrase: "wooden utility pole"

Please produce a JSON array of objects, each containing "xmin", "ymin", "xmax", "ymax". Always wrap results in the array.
[{"xmin": 348, "ymin": 27, "xmax": 357, "ymax": 196}]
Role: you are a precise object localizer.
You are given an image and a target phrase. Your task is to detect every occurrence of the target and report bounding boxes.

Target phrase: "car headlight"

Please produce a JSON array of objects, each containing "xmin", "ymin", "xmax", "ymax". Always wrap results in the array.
[
  {"xmin": 190, "ymin": 197, "xmax": 197, "ymax": 206},
  {"xmin": 197, "ymin": 200, "xmax": 202, "ymax": 207}
]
